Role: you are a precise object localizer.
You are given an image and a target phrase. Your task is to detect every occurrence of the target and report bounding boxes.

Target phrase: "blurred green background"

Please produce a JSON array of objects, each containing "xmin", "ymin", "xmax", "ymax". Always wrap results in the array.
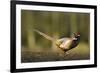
[{"xmin": 21, "ymin": 10, "xmax": 90, "ymax": 62}]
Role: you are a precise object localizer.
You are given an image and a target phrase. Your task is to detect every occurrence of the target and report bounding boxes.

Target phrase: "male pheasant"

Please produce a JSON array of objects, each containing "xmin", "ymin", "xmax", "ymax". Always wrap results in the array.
[
  {"xmin": 33, "ymin": 29, "xmax": 80, "ymax": 54},
  {"xmin": 56, "ymin": 33, "xmax": 80, "ymax": 54}
]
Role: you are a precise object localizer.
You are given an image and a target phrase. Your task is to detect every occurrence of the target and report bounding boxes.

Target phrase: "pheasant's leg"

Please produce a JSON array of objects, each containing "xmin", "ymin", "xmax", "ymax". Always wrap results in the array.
[
  {"xmin": 63, "ymin": 51, "xmax": 70, "ymax": 59},
  {"xmin": 58, "ymin": 51, "xmax": 66, "ymax": 60},
  {"xmin": 62, "ymin": 51, "xmax": 66, "ymax": 59}
]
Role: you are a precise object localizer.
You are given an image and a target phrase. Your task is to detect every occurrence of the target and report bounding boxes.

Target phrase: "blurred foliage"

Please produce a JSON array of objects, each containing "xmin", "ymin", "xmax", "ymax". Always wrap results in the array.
[{"xmin": 21, "ymin": 10, "xmax": 90, "ymax": 50}]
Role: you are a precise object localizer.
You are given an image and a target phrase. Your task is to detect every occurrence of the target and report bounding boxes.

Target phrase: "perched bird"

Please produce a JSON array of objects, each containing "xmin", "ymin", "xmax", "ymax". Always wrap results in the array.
[{"xmin": 33, "ymin": 29, "xmax": 80, "ymax": 55}]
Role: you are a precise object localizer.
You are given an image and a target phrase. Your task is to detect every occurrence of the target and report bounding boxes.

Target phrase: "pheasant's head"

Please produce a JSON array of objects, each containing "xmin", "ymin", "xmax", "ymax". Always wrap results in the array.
[{"xmin": 73, "ymin": 33, "xmax": 80, "ymax": 40}]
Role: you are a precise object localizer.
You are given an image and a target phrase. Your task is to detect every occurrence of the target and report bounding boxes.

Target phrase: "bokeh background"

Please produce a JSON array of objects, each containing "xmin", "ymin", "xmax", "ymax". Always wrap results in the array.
[{"xmin": 21, "ymin": 10, "xmax": 90, "ymax": 63}]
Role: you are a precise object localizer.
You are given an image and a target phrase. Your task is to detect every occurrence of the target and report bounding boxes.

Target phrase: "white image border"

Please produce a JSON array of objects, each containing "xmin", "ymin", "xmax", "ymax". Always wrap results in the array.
[{"xmin": 16, "ymin": 4, "xmax": 94, "ymax": 69}]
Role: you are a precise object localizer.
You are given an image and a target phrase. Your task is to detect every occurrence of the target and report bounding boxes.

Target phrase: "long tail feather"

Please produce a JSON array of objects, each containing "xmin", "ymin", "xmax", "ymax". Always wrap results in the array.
[{"xmin": 33, "ymin": 29, "xmax": 54, "ymax": 41}]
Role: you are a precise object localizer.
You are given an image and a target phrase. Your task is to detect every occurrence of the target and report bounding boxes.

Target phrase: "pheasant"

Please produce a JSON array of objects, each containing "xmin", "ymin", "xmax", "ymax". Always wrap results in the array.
[
  {"xmin": 33, "ymin": 29, "xmax": 80, "ymax": 55},
  {"xmin": 56, "ymin": 33, "xmax": 80, "ymax": 54}
]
